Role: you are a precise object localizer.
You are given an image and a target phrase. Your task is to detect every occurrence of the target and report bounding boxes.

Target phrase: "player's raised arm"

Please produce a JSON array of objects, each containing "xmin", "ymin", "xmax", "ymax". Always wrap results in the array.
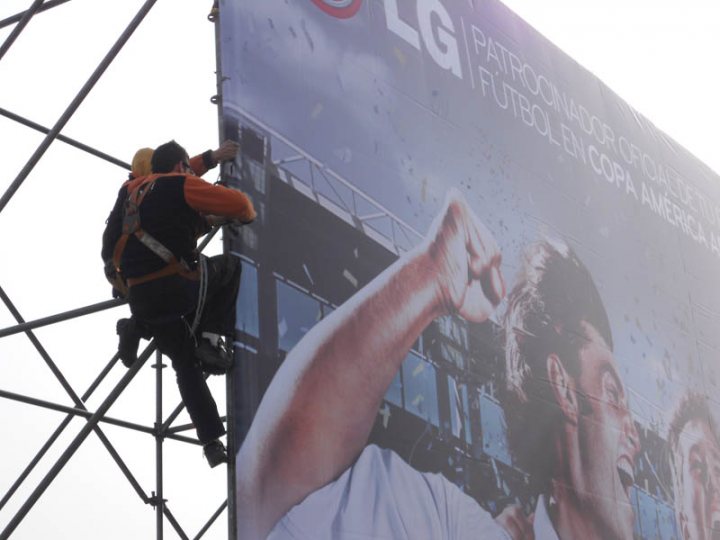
[{"xmin": 236, "ymin": 189, "xmax": 505, "ymax": 539}]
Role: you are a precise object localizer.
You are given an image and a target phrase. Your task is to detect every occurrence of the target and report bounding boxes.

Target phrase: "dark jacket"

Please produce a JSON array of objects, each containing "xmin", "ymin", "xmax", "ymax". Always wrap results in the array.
[{"xmin": 101, "ymin": 172, "xmax": 254, "ymax": 321}]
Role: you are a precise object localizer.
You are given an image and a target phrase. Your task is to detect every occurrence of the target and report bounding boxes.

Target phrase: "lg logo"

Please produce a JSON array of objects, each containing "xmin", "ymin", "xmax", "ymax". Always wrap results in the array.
[
  {"xmin": 384, "ymin": 0, "xmax": 462, "ymax": 79},
  {"xmin": 311, "ymin": 0, "xmax": 363, "ymax": 19},
  {"xmin": 311, "ymin": 0, "xmax": 463, "ymax": 80}
]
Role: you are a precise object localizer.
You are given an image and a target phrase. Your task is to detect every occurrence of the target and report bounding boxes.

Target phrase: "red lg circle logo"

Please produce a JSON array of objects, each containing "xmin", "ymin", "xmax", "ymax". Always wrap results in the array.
[{"xmin": 311, "ymin": 0, "xmax": 363, "ymax": 19}]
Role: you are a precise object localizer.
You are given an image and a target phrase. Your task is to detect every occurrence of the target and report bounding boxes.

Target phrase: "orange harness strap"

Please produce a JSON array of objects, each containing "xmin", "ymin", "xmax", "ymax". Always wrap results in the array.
[
  {"xmin": 125, "ymin": 261, "xmax": 199, "ymax": 287},
  {"xmin": 113, "ymin": 175, "xmax": 193, "ymax": 290}
]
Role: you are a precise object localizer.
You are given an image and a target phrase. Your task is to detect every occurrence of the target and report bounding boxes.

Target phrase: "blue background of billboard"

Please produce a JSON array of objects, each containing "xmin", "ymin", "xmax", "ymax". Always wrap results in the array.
[{"xmin": 219, "ymin": 1, "xmax": 720, "ymax": 538}]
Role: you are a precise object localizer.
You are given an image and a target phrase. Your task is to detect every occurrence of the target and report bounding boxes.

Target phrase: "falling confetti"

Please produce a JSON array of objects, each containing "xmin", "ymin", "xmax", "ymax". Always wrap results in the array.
[
  {"xmin": 311, "ymin": 103, "xmax": 324, "ymax": 119},
  {"xmin": 343, "ymin": 269, "xmax": 358, "ymax": 287},
  {"xmin": 303, "ymin": 263, "xmax": 314, "ymax": 286},
  {"xmin": 378, "ymin": 403, "xmax": 391, "ymax": 429}
]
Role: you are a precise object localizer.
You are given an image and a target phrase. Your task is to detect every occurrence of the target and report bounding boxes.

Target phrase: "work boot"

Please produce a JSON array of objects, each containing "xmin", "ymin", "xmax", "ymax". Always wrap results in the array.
[
  {"xmin": 195, "ymin": 335, "xmax": 233, "ymax": 375},
  {"xmin": 203, "ymin": 439, "xmax": 228, "ymax": 468},
  {"xmin": 117, "ymin": 318, "xmax": 142, "ymax": 367}
]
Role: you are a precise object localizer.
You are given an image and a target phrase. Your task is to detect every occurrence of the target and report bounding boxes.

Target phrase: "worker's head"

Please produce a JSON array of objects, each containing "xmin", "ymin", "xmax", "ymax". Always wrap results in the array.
[
  {"xmin": 130, "ymin": 147, "xmax": 154, "ymax": 177},
  {"xmin": 151, "ymin": 140, "xmax": 190, "ymax": 174}
]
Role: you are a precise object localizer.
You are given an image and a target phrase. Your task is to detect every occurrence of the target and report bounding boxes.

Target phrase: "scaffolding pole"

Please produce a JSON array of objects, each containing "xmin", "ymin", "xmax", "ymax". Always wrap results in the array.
[
  {"xmin": 0, "ymin": 0, "xmax": 44, "ymax": 61},
  {"xmin": 0, "ymin": 345, "xmax": 153, "ymax": 539},
  {"xmin": 0, "ymin": 354, "xmax": 124, "ymax": 511},
  {"xmin": 0, "ymin": 296, "xmax": 126, "ymax": 338},
  {"xmin": 154, "ymin": 349, "xmax": 166, "ymax": 539},
  {"xmin": 0, "ymin": 0, "xmax": 71, "ymax": 31},
  {"xmin": 0, "ymin": 0, "xmax": 159, "ymax": 215},
  {"xmin": 0, "ymin": 2, "xmax": 232, "ymax": 537},
  {"xmin": 0, "ymin": 107, "xmax": 130, "ymax": 170}
]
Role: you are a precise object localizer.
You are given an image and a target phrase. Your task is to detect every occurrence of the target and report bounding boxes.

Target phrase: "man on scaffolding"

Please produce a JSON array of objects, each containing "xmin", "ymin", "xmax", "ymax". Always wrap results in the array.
[{"xmin": 101, "ymin": 140, "xmax": 256, "ymax": 467}]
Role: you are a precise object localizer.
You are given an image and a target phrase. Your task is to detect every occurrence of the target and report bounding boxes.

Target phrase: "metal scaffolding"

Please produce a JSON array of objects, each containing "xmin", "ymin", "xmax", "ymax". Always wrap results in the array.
[{"xmin": 0, "ymin": 1, "xmax": 230, "ymax": 538}]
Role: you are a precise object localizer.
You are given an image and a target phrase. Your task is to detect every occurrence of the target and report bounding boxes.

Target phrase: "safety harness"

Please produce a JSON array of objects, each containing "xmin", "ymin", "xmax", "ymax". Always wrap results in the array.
[{"xmin": 111, "ymin": 175, "xmax": 198, "ymax": 296}]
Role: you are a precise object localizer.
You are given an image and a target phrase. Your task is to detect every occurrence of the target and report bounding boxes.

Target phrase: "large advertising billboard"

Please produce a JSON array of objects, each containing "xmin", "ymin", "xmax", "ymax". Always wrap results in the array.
[{"xmin": 218, "ymin": 1, "xmax": 720, "ymax": 538}]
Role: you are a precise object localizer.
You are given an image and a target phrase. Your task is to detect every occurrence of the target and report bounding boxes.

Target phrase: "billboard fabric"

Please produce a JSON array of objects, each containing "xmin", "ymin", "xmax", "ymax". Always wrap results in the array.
[{"xmin": 218, "ymin": 1, "xmax": 720, "ymax": 539}]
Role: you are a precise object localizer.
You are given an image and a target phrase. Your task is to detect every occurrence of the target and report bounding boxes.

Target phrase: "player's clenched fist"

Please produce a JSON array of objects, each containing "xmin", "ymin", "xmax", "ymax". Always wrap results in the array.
[{"xmin": 424, "ymin": 188, "xmax": 506, "ymax": 322}]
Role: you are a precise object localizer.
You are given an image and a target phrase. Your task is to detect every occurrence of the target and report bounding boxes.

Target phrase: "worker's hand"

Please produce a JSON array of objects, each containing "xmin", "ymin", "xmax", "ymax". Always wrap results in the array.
[
  {"xmin": 495, "ymin": 505, "xmax": 534, "ymax": 540},
  {"xmin": 212, "ymin": 140, "xmax": 241, "ymax": 164},
  {"xmin": 425, "ymin": 188, "xmax": 505, "ymax": 323}
]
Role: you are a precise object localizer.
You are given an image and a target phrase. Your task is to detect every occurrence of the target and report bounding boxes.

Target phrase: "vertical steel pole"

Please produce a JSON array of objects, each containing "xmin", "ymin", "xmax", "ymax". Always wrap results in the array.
[{"xmin": 154, "ymin": 349, "xmax": 165, "ymax": 540}]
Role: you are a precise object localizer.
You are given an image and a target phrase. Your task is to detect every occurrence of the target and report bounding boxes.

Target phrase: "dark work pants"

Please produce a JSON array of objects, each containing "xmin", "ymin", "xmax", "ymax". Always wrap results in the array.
[
  {"xmin": 128, "ymin": 254, "xmax": 241, "ymax": 444},
  {"xmin": 150, "ymin": 319, "xmax": 224, "ymax": 443}
]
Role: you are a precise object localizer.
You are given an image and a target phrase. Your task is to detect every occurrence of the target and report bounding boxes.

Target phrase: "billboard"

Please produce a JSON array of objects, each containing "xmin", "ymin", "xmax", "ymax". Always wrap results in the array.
[{"xmin": 218, "ymin": 1, "xmax": 720, "ymax": 538}]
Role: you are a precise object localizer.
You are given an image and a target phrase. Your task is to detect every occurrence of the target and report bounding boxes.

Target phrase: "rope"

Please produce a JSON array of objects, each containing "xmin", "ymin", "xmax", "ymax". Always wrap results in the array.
[{"xmin": 185, "ymin": 255, "xmax": 208, "ymax": 341}]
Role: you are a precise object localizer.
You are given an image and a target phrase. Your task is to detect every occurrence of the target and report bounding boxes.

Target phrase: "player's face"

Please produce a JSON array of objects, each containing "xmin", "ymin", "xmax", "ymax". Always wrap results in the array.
[
  {"xmin": 676, "ymin": 419, "xmax": 720, "ymax": 540},
  {"xmin": 571, "ymin": 322, "xmax": 640, "ymax": 540}
]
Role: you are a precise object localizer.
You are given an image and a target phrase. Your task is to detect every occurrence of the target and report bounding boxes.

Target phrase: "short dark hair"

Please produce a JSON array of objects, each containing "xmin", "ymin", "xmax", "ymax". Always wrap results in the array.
[
  {"xmin": 502, "ymin": 238, "xmax": 612, "ymax": 493},
  {"xmin": 668, "ymin": 392, "xmax": 719, "ymax": 495},
  {"xmin": 151, "ymin": 140, "xmax": 188, "ymax": 173}
]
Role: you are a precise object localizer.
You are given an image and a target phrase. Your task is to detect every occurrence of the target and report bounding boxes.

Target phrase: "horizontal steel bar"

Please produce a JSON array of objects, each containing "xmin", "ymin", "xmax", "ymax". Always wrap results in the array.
[
  {"xmin": 0, "ymin": 0, "xmax": 158, "ymax": 217},
  {"xmin": 0, "ymin": 387, "xmax": 201, "ymax": 446},
  {"xmin": 167, "ymin": 416, "xmax": 226, "ymax": 435},
  {"xmin": 0, "ymin": 342, "xmax": 153, "ymax": 539},
  {"xmin": 0, "ymin": 107, "xmax": 130, "ymax": 170},
  {"xmin": 0, "ymin": 388, "xmax": 154, "ymax": 434},
  {"xmin": 0, "ymin": 297, "xmax": 126, "ymax": 338}
]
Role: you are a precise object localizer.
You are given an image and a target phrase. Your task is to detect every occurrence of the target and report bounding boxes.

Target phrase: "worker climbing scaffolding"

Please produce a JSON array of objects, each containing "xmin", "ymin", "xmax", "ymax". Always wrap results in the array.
[
  {"xmin": 101, "ymin": 139, "xmax": 256, "ymax": 467},
  {"xmin": 107, "ymin": 141, "xmax": 241, "ymax": 367}
]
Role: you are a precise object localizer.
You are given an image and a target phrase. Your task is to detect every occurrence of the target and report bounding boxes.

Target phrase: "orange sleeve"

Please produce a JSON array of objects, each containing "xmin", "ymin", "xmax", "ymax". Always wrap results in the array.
[
  {"xmin": 188, "ymin": 152, "xmax": 211, "ymax": 177},
  {"xmin": 183, "ymin": 175, "xmax": 256, "ymax": 222}
]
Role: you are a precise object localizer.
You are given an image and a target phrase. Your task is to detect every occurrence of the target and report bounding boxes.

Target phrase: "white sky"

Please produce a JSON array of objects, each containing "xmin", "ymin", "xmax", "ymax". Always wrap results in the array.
[
  {"xmin": 499, "ymin": 0, "xmax": 720, "ymax": 176},
  {"xmin": 0, "ymin": 1, "xmax": 718, "ymax": 539}
]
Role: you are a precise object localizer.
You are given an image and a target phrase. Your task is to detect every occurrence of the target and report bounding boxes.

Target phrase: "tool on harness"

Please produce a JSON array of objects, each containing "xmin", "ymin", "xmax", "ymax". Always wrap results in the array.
[{"xmin": 110, "ymin": 175, "xmax": 196, "ymax": 297}]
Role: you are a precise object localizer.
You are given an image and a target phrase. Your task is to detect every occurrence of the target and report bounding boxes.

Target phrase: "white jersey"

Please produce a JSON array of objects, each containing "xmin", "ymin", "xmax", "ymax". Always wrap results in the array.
[
  {"xmin": 268, "ymin": 444, "xmax": 511, "ymax": 540},
  {"xmin": 532, "ymin": 495, "xmax": 560, "ymax": 540}
]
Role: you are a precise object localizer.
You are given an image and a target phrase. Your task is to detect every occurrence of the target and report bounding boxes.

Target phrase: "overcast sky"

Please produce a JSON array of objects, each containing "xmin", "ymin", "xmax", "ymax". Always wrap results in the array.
[
  {"xmin": 0, "ymin": 1, "xmax": 718, "ymax": 539},
  {"xmin": 500, "ymin": 0, "xmax": 720, "ymax": 176}
]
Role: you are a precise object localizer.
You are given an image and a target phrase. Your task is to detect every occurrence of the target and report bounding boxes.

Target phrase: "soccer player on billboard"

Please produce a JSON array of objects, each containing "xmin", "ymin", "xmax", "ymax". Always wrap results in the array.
[
  {"xmin": 669, "ymin": 392, "xmax": 720, "ymax": 540},
  {"xmin": 235, "ymin": 189, "xmax": 638, "ymax": 539},
  {"xmin": 502, "ymin": 239, "xmax": 640, "ymax": 539}
]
